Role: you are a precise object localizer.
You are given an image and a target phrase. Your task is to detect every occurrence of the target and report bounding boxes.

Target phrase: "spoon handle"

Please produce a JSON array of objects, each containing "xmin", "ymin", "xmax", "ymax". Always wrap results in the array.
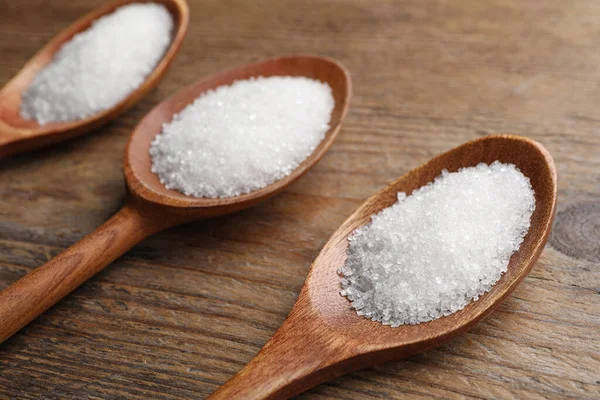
[
  {"xmin": 208, "ymin": 301, "xmax": 354, "ymax": 400},
  {"xmin": 0, "ymin": 199, "xmax": 162, "ymax": 343}
]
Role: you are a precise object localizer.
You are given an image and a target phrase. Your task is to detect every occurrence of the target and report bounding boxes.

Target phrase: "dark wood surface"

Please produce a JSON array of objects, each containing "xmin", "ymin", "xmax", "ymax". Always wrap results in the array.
[{"xmin": 0, "ymin": 0, "xmax": 598, "ymax": 399}]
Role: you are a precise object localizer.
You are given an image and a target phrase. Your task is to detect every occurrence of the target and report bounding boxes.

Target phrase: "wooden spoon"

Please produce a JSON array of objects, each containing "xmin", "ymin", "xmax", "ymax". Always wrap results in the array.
[
  {"xmin": 0, "ymin": 0, "xmax": 189, "ymax": 159},
  {"xmin": 0, "ymin": 55, "xmax": 351, "ymax": 343},
  {"xmin": 208, "ymin": 134, "xmax": 558, "ymax": 400}
]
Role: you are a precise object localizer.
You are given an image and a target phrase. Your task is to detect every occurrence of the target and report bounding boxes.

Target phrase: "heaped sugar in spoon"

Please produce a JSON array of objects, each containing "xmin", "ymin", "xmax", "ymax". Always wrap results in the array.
[
  {"xmin": 208, "ymin": 135, "xmax": 557, "ymax": 400},
  {"xmin": 150, "ymin": 75, "xmax": 335, "ymax": 198},
  {"xmin": 0, "ymin": 55, "xmax": 351, "ymax": 343},
  {"xmin": 340, "ymin": 161, "xmax": 536, "ymax": 327},
  {"xmin": 0, "ymin": 0, "xmax": 189, "ymax": 158}
]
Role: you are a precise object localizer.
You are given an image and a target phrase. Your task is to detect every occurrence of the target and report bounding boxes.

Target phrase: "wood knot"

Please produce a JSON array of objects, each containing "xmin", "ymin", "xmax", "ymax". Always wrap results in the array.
[{"xmin": 549, "ymin": 202, "xmax": 600, "ymax": 263}]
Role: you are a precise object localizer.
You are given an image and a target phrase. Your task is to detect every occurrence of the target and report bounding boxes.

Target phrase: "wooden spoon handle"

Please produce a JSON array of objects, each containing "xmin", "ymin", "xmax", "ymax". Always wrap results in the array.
[
  {"xmin": 208, "ymin": 306, "xmax": 349, "ymax": 400},
  {"xmin": 0, "ymin": 199, "xmax": 162, "ymax": 343},
  {"xmin": 208, "ymin": 330, "xmax": 322, "ymax": 399}
]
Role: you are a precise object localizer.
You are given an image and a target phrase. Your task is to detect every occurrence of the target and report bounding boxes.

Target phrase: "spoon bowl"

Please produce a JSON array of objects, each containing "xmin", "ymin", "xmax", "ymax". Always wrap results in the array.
[
  {"xmin": 125, "ymin": 55, "xmax": 351, "ymax": 218},
  {"xmin": 0, "ymin": 0, "xmax": 189, "ymax": 158},
  {"xmin": 209, "ymin": 134, "xmax": 558, "ymax": 400},
  {"xmin": 0, "ymin": 55, "xmax": 351, "ymax": 343}
]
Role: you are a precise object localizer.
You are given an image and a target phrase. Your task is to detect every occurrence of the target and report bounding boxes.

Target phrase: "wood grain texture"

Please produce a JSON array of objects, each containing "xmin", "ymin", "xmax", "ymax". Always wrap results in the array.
[
  {"xmin": 0, "ymin": 200, "xmax": 166, "ymax": 343},
  {"xmin": 0, "ymin": 0, "xmax": 598, "ymax": 399}
]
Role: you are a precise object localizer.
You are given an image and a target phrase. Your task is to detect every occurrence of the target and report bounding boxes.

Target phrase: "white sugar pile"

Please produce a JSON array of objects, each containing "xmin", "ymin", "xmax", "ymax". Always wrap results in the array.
[
  {"xmin": 21, "ymin": 3, "xmax": 173, "ymax": 125},
  {"xmin": 340, "ymin": 162, "xmax": 535, "ymax": 327},
  {"xmin": 149, "ymin": 76, "xmax": 334, "ymax": 198}
]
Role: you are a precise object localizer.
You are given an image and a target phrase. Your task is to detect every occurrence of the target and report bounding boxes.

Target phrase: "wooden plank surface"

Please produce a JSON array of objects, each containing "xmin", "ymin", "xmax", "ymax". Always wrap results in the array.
[{"xmin": 0, "ymin": 0, "xmax": 598, "ymax": 398}]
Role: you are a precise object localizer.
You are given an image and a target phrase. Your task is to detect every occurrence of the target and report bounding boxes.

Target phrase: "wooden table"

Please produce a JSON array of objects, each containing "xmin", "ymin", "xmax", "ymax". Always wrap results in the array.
[{"xmin": 1, "ymin": 0, "xmax": 598, "ymax": 398}]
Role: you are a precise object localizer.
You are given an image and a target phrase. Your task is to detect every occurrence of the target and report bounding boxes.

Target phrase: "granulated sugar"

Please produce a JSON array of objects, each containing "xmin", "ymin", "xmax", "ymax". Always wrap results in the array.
[
  {"xmin": 150, "ymin": 76, "xmax": 334, "ymax": 198},
  {"xmin": 339, "ymin": 162, "xmax": 535, "ymax": 327},
  {"xmin": 21, "ymin": 3, "xmax": 173, "ymax": 124}
]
